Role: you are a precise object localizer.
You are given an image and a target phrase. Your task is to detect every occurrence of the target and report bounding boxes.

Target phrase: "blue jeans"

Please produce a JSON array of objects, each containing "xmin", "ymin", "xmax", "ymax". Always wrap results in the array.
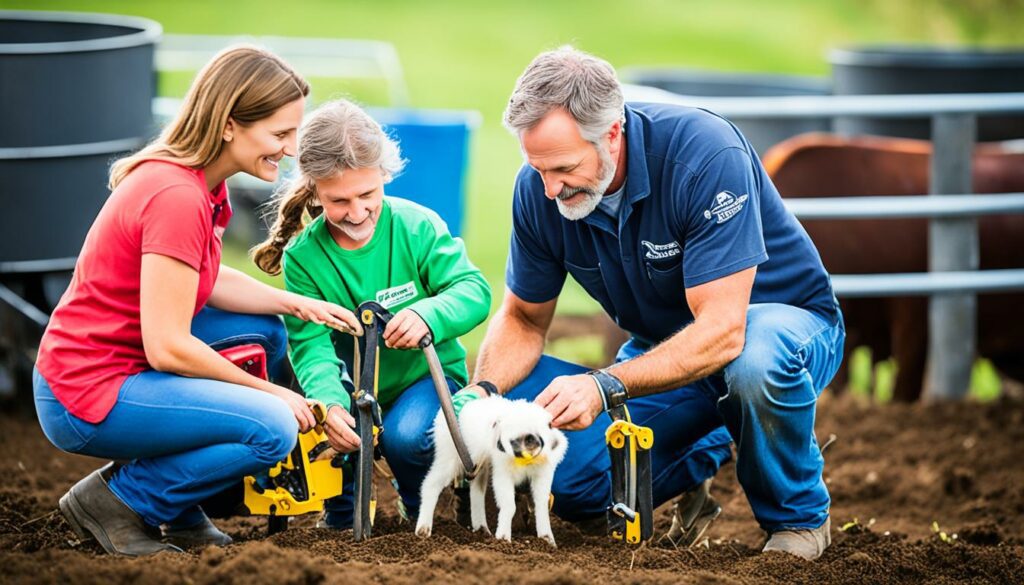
[
  {"xmin": 33, "ymin": 307, "xmax": 295, "ymax": 527},
  {"xmin": 505, "ymin": 358, "xmax": 734, "ymax": 522},
  {"xmin": 323, "ymin": 374, "xmax": 459, "ymax": 528},
  {"xmin": 507, "ymin": 302, "xmax": 844, "ymax": 532}
]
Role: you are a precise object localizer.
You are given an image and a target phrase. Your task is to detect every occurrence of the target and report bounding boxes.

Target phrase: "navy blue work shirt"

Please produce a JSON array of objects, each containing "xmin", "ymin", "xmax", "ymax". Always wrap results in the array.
[{"xmin": 505, "ymin": 102, "xmax": 837, "ymax": 346}]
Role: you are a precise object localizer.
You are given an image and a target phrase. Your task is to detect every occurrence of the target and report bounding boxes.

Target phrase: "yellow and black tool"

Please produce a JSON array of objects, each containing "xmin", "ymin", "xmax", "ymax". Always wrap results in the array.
[
  {"xmin": 606, "ymin": 405, "xmax": 654, "ymax": 545},
  {"xmin": 350, "ymin": 300, "xmax": 388, "ymax": 542},
  {"xmin": 219, "ymin": 343, "xmax": 344, "ymax": 536},
  {"xmin": 241, "ymin": 401, "xmax": 345, "ymax": 534}
]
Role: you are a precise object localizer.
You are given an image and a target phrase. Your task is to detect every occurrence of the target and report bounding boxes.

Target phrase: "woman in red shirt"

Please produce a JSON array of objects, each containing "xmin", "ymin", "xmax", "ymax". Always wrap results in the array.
[{"xmin": 33, "ymin": 46, "xmax": 361, "ymax": 556}]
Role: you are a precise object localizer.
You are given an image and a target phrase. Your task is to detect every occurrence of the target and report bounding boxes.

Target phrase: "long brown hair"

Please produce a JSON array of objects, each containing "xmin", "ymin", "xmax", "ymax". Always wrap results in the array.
[
  {"xmin": 251, "ymin": 99, "xmax": 404, "ymax": 275},
  {"xmin": 109, "ymin": 45, "xmax": 309, "ymax": 189}
]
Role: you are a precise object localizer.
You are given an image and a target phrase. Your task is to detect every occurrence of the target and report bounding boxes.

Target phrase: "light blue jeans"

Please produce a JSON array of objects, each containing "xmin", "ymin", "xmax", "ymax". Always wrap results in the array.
[
  {"xmin": 33, "ymin": 307, "xmax": 296, "ymax": 528},
  {"xmin": 505, "ymin": 302, "xmax": 845, "ymax": 531}
]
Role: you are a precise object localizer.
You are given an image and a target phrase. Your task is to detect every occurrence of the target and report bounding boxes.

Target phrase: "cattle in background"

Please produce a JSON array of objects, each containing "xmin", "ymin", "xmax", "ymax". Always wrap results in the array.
[{"xmin": 764, "ymin": 133, "xmax": 1024, "ymax": 401}]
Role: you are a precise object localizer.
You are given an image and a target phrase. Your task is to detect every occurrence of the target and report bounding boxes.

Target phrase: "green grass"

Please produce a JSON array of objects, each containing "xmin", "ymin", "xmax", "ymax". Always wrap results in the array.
[
  {"xmin": 9, "ymin": 0, "xmax": 1020, "ymax": 372},
  {"xmin": 846, "ymin": 347, "xmax": 1003, "ymax": 403}
]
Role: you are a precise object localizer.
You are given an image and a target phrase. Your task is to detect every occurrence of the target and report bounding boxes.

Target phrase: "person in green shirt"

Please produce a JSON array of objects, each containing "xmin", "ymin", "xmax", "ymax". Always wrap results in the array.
[{"xmin": 251, "ymin": 99, "xmax": 491, "ymax": 529}]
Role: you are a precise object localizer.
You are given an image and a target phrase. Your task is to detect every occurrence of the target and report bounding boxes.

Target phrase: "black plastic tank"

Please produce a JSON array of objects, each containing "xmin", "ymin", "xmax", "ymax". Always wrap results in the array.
[
  {"xmin": 0, "ymin": 10, "xmax": 161, "ymax": 268},
  {"xmin": 830, "ymin": 46, "xmax": 1024, "ymax": 141}
]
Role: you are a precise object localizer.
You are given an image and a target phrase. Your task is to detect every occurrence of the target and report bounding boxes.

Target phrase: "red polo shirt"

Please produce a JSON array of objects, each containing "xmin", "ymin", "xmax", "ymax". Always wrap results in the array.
[{"xmin": 36, "ymin": 160, "xmax": 232, "ymax": 423}]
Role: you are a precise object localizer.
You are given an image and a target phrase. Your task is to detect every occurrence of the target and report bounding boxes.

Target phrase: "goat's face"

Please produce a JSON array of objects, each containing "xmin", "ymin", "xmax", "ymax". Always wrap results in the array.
[{"xmin": 493, "ymin": 401, "xmax": 557, "ymax": 466}]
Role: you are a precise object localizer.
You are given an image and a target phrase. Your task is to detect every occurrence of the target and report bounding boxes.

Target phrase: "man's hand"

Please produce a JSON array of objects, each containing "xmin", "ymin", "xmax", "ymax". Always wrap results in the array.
[
  {"xmin": 290, "ymin": 295, "xmax": 364, "ymax": 336},
  {"xmin": 534, "ymin": 374, "xmax": 604, "ymax": 430},
  {"xmin": 324, "ymin": 405, "xmax": 361, "ymax": 453},
  {"xmin": 383, "ymin": 309, "xmax": 431, "ymax": 349}
]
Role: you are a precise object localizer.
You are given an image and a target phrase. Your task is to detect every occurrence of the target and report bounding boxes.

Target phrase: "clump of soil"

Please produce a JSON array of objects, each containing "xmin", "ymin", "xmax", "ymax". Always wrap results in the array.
[{"xmin": 2, "ymin": 393, "xmax": 1023, "ymax": 584}]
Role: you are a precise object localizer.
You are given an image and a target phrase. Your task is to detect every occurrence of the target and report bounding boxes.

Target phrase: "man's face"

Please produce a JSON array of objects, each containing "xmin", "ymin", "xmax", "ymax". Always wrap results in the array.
[
  {"xmin": 315, "ymin": 167, "xmax": 385, "ymax": 249},
  {"xmin": 520, "ymin": 108, "xmax": 617, "ymax": 221}
]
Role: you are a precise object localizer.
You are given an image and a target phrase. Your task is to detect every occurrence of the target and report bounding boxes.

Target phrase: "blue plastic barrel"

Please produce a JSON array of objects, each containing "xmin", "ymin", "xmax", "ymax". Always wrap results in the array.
[{"xmin": 368, "ymin": 108, "xmax": 480, "ymax": 237}]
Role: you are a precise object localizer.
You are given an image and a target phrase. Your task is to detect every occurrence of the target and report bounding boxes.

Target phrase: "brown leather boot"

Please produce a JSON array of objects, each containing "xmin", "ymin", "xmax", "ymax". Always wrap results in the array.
[
  {"xmin": 59, "ymin": 468, "xmax": 182, "ymax": 556},
  {"xmin": 664, "ymin": 478, "xmax": 722, "ymax": 547},
  {"xmin": 161, "ymin": 512, "xmax": 233, "ymax": 549},
  {"xmin": 762, "ymin": 517, "xmax": 832, "ymax": 560}
]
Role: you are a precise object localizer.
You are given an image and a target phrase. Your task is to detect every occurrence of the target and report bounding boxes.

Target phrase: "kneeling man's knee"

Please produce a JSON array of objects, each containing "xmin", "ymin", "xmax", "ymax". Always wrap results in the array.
[{"xmin": 722, "ymin": 329, "xmax": 801, "ymax": 406}]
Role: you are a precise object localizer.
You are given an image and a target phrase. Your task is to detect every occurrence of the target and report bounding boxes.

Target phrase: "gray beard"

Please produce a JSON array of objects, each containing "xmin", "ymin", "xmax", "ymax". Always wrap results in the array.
[
  {"xmin": 328, "ymin": 211, "xmax": 378, "ymax": 243},
  {"xmin": 555, "ymin": 145, "xmax": 616, "ymax": 221}
]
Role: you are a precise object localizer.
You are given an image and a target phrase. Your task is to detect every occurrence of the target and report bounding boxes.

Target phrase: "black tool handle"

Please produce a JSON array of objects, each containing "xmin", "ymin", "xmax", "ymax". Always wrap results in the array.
[{"xmin": 353, "ymin": 400, "xmax": 375, "ymax": 541}]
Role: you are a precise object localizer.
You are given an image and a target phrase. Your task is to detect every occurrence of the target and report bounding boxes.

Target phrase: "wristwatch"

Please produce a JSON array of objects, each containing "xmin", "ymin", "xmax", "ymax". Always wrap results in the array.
[
  {"xmin": 475, "ymin": 380, "xmax": 498, "ymax": 396},
  {"xmin": 589, "ymin": 369, "xmax": 628, "ymax": 411}
]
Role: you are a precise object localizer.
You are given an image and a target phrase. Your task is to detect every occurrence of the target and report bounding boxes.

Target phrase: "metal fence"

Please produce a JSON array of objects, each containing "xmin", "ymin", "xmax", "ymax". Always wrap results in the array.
[{"xmin": 628, "ymin": 86, "xmax": 1024, "ymax": 400}]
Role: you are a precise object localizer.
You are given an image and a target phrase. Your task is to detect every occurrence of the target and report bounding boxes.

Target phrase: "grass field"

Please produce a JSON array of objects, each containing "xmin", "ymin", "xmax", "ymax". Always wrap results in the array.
[{"xmin": 7, "ymin": 0, "xmax": 1019, "ymax": 398}]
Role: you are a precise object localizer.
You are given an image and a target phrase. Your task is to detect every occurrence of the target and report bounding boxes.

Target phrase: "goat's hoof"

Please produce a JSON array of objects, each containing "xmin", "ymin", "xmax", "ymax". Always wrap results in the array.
[
  {"xmin": 415, "ymin": 524, "xmax": 432, "ymax": 538},
  {"xmin": 539, "ymin": 533, "xmax": 557, "ymax": 548},
  {"xmin": 495, "ymin": 531, "xmax": 512, "ymax": 542},
  {"xmin": 473, "ymin": 525, "xmax": 492, "ymax": 536}
]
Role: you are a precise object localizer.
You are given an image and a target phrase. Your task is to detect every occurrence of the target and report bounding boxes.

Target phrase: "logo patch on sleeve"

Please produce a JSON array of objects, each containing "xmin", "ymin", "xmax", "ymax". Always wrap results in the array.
[
  {"xmin": 376, "ymin": 281, "xmax": 418, "ymax": 309},
  {"xmin": 703, "ymin": 191, "xmax": 749, "ymax": 224}
]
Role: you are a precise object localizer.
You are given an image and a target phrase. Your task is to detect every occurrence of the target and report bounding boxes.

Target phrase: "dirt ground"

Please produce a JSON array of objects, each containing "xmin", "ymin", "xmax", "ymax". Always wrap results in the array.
[{"xmin": 1, "ymin": 392, "xmax": 1022, "ymax": 584}]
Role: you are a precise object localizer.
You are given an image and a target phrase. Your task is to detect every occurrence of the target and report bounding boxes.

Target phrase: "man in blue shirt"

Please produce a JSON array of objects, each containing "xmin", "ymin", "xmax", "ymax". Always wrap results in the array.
[{"xmin": 465, "ymin": 47, "xmax": 844, "ymax": 560}]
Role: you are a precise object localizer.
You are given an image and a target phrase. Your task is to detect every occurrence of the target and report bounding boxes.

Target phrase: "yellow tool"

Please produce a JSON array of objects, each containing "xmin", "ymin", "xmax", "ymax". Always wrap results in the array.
[
  {"xmin": 219, "ymin": 344, "xmax": 344, "ymax": 536},
  {"xmin": 241, "ymin": 401, "xmax": 345, "ymax": 534},
  {"xmin": 606, "ymin": 405, "xmax": 654, "ymax": 545}
]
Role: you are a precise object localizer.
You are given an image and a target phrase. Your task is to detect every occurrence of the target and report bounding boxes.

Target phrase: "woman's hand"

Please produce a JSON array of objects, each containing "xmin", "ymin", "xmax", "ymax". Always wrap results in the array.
[
  {"xmin": 289, "ymin": 294, "xmax": 363, "ymax": 336},
  {"xmin": 324, "ymin": 405, "xmax": 361, "ymax": 453},
  {"xmin": 269, "ymin": 385, "xmax": 317, "ymax": 432},
  {"xmin": 383, "ymin": 309, "xmax": 431, "ymax": 349}
]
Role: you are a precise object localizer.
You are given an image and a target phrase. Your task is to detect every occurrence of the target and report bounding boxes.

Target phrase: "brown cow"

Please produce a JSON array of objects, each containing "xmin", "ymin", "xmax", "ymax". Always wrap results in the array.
[{"xmin": 764, "ymin": 134, "xmax": 1024, "ymax": 401}]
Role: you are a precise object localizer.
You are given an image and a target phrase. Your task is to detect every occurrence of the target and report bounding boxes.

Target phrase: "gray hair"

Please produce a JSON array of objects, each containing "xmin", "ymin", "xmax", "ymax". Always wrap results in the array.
[
  {"xmin": 297, "ymin": 99, "xmax": 405, "ymax": 182},
  {"xmin": 503, "ymin": 46, "xmax": 625, "ymax": 143}
]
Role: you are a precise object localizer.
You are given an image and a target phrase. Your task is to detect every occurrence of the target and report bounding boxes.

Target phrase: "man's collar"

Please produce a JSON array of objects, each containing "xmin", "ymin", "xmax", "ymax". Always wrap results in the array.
[
  {"xmin": 622, "ymin": 104, "xmax": 651, "ymax": 205},
  {"xmin": 580, "ymin": 104, "xmax": 650, "ymax": 233}
]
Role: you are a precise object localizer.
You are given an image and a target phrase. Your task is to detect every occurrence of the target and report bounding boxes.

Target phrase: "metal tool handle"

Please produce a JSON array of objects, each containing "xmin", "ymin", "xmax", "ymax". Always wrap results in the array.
[{"xmin": 421, "ymin": 339, "xmax": 478, "ymax": 479}]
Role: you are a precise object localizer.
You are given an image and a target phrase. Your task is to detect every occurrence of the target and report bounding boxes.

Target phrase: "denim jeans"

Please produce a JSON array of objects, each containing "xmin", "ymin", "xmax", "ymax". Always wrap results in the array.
[
  {"xmin": 33, "ymin": 307, "xmax": 295, "ymax": 527},
  {"xmin": 323, "ymin": 374, "xmax": 459, "ymax": 528},
  {"xmin": 504, "ymin": 357, "xmax": 735, "ymax": 522},
  {"xmin": 504, "ymin": 302, "xmax": 844, "ymax": 531}
]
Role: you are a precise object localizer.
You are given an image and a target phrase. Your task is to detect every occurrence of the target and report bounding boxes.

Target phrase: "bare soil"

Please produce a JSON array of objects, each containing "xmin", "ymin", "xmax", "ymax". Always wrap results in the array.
[{"xmin": 2, "ymin": 392, "xmax": 1022, "ymax": 584}]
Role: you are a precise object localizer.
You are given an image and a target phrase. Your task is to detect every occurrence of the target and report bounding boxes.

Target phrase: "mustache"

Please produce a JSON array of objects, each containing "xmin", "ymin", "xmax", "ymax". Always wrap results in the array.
[{"xmin": 557, "ymin": 186, "xmax": 594, "ymax": 201}]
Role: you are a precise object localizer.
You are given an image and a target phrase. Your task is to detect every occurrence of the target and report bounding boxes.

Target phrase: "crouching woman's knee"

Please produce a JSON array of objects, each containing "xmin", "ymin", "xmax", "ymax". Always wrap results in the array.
[{"xmin": 248, "ymin": 397, "xmax": 299, "ymax": 466}]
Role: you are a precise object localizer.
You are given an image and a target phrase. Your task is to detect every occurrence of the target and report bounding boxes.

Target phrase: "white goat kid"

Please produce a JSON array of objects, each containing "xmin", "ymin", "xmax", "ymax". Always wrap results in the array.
[{"xmin": 415, "ymin": 396, "xmax": 567, "ymax": 546}]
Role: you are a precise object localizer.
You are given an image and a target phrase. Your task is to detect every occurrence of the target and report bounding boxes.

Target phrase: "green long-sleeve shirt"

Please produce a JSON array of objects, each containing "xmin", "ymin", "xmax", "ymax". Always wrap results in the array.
[{"xmin": 282, "ymin": 197, "xmax": 491, "ymax": 411}]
